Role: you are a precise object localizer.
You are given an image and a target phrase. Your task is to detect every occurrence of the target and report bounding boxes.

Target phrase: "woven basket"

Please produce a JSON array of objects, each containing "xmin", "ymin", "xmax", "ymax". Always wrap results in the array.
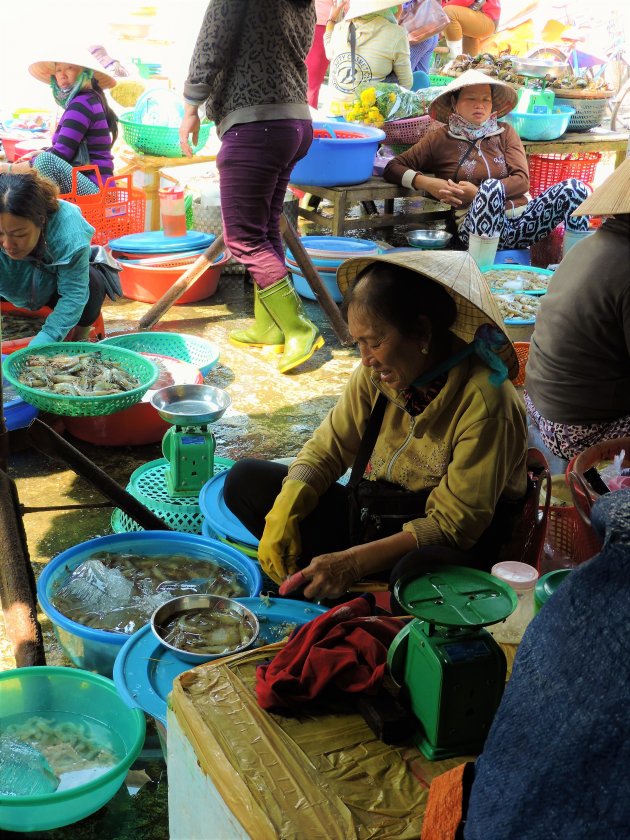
[
  {"xmin": 542, "ymin": 503, "xmax": 602, "ymax": 574},
  {"xmin": 120, "ymin": 112, "xmax": 213, "ymax": 157},
  {"xmin": 382, "ymin": 115, "xmax": 438, "ymax": 146},
  {"xmin": 512, "ymin": 341, "xmax": 530, "ymax": 387},
  {"xmin": 428, "ymin": 74, "xmax": 451, "ymax": 87},
  {"xmin": 100, "ymin": 332, "xmax": 220, "ymax": 376},
  {"xmin": 3, "ymin": 343, "xmax": 158, "ymax": 417},
  {"xmin": 555, "ymin": 97, "xmax": 608, "ymax": 132}
]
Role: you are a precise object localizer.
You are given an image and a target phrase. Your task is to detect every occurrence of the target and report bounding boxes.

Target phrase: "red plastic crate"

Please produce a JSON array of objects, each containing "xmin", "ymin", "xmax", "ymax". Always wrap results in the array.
[{"xmin": 528, "ymin": 152, "xmax": 601, "ymax": 198}]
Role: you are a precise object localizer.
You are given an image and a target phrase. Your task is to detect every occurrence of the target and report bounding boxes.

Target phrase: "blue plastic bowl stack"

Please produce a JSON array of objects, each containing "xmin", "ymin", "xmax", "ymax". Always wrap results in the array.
[{"xmin": 285, "ymin": 236, "xmax": 380, "ymax": 303}]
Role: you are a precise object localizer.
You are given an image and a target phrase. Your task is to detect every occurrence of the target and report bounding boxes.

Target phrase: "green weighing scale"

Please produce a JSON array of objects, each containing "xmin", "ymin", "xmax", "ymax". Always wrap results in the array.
[
  {"xmin": 387, "ymin": 565, "xmax": 517, "ymax": 761},
  {"xmin": 151, "ymin": 383, "xmax": 231, "ymax": 497}
]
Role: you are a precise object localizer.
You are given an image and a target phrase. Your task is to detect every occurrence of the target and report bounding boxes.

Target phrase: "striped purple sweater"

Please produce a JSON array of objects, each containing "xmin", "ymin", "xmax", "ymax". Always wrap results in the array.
[{"xmin": 48, "ymin": 90, "xmax": 114, "ymax": 184}]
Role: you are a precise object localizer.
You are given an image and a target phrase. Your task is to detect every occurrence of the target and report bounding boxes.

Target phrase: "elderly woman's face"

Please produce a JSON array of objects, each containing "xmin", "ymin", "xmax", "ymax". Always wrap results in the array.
[
  {"xmin": 0, "ymin": 213, "xmax": 42, "ymax": 261},
  {"xmin": 348, "ymin": 303, "xmax": 429, "ymax": 391},
  {"xmin": 454, "ymin": 84, "xmax": 494, "ymax": 125}
]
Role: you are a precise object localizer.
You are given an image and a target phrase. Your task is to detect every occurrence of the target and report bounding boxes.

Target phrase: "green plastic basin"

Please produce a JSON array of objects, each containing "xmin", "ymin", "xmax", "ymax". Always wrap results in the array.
[{"xmin": 0, "ymin": 667, "xmax": 145, "ymax": 833}]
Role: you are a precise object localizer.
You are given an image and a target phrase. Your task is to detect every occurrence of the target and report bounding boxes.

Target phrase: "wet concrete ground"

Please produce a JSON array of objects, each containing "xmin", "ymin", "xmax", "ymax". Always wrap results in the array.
[{"xmin": 0, "ymin": 204, "xmax": 403, "ymax": 839}]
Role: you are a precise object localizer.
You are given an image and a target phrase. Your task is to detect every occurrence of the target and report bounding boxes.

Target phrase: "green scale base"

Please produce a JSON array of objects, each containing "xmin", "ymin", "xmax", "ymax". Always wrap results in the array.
[{"xmin": 111, "ymin": 456, "xmax": 234, "ymax": 534}]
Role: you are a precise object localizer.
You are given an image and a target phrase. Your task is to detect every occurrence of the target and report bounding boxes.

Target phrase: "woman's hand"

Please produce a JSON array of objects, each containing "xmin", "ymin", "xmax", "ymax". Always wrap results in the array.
[
  {"xmin": 448, "ymin": 179, "xmax": 478, "ymax": 204},
  {"xmin": 179, "ymin": 107, "xmax": 201, "ymax": 157},
  {"xmin": 414, "ymin": 175, "xmax": 460, "ymax": 204},
  {"xmin": 299, "ymin": 548, "xmax": 362, "ymax": 601}
]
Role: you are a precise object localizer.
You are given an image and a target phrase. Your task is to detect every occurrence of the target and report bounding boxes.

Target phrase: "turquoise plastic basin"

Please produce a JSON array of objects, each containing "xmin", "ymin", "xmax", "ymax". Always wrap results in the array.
[{"xmin": 0, "ymin": 667, "xmax": 145, "ymax": 833}]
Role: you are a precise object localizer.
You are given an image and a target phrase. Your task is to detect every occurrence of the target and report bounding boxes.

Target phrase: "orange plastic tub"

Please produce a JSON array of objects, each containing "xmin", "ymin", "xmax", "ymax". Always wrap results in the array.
[{"xmin": 118, "ymin": 251, "xmax": 230, "ymax": 304}]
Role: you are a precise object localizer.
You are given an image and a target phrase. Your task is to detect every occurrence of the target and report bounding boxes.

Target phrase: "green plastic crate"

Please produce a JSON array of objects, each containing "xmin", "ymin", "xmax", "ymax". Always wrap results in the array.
[{"xmin": 119, "ymin": 112, "xmax": 213, "ymax": 158}]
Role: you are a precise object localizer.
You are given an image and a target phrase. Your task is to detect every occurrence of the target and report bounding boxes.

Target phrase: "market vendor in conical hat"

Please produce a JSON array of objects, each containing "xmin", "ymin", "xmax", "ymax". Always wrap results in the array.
[
  {"xmin": 0, "ymin": 49, "xmax": 117, "ymax": 197},
  {"xmin": 223, "ymin": 249, "xmax": 528, "ymax": 601},
  {"xmin": 383, "ymin": 69, "xmax": 590, "ymax": 254}
]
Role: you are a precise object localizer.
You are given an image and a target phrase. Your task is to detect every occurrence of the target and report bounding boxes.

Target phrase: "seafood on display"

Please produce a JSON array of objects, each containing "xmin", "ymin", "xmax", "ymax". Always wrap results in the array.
[
  {"xmin": 159, "ymin": 604, "xmax": 257, "ymax": 655},
  {"xmin": 1, "ymin": 313, "xmax": 46, "ymax": 340},
  {"xmin": 484, "ymin": 268, "xmax": 550, "ymax": 292},
  {"xmin": 494, "ymin": 293, "xmax": 542, "ymax": 321},
  {"xmin": 51, "ymin": 551, "xmax": 250, "ymax": 635},
  {"xmin": 17, "ymin": 351, "xmax": 140, "ymax": 396}
]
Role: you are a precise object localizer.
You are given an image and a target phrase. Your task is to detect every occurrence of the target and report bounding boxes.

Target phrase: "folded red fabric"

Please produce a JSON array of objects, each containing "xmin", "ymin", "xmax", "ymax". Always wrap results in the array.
[{"xmin": 256, "ymin": 594, "xmax": 406, "ymax": 711}]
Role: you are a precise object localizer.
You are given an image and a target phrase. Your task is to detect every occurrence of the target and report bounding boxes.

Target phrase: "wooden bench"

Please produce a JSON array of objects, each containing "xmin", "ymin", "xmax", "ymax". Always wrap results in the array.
[{"xmin": 289, "ymin": 176, "xmax": 450, "ymax": 237}]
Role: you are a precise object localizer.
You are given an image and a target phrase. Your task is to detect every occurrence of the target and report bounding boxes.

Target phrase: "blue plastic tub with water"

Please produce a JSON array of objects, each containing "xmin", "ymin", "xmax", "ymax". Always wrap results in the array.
[
  {"xmin": 291, "ymin": 121, "xmax": 386, "ymax": 187},
  {"xmin": 37, "ymin": 531, "xmax": 261, "ymax": 677}
]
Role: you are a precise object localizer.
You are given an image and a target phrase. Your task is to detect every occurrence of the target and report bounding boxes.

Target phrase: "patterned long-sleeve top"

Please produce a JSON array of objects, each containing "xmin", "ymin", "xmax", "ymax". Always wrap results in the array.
[{"xmin": 47, "ymin": 90, "xmax": 114, "ymax": 185}]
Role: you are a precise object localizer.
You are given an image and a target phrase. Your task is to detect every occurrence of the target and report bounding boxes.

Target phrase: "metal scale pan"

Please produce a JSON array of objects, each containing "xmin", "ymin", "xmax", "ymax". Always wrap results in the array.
[{"xmin": 151, "ymin": 383, "xmax": 231, "ymax": 427}]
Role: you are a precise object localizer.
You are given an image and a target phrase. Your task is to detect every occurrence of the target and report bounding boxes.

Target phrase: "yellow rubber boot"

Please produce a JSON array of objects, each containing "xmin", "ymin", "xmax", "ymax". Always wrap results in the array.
[
  {"xmin": 229, "ymin": 283, "xmax": 285, "ymax": 352},
  {"xmin": 258, "ymin": 276, "xmax": 324, "ymax": 374}
]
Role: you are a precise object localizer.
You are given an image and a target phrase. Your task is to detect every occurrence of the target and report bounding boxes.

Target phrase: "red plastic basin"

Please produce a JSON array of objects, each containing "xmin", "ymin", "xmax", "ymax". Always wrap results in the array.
[
  {"xmin": 0, "ymin": 303, "xmax": 105, "ymax": 354},
  {"xmin": 118, "ymin": 251, "xmax": 230, "ymax": 304},
  {"xmin": 63, "ymin": 354, "xmax": 203, "ymax": 446}
]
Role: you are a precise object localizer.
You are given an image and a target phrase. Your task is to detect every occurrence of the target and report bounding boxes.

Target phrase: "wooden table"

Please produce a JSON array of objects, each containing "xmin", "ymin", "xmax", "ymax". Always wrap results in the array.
[
  {"xmin": 522, "ymin": 126, "xmax": 629, "ymax": 168},
  {"xmin": 289, "ymin": 176, "xmax": 450, "ymax": 237}
]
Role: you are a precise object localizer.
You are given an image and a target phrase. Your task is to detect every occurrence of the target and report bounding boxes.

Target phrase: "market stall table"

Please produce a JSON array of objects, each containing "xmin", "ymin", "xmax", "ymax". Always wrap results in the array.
[
  {"xmin": 289, "ymin": 176, "xmax": 450, "ymax": 237},
  {"xmin": 522, "ymin": 126, "xmax": 629, "ymax": 169},
  {"xmin": 167, "ymin": 641, "xmax": 518, "ymax": 838}
]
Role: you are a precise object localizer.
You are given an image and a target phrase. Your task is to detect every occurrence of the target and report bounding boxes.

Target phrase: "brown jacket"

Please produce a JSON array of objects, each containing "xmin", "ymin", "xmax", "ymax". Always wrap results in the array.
[
  {"xmin": 383, "ymin": 122, "xmax": 529, "ymax": 214},
  {"xmin": 525, "ymin": 218, "xmax": 630, "ymax": 424}
]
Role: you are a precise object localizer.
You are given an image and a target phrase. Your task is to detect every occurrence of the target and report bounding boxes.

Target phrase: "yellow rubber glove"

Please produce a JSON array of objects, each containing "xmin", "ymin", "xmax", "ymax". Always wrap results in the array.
[{"xmin": 257, "ymin": 480, "xmax": 319, "ymax": 584}]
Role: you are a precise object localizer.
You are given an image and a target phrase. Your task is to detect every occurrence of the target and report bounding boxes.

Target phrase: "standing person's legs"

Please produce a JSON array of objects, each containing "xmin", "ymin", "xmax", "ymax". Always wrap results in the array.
[
  {"xmin": 218, "ymin": 121, "xmax": 311, "ymax": 290},
  {"xmin": 305, "ymin": 24, "xmax": 329, "ymax": 109},
  {"xmin": 219, "ymin": 119, "xmax": 323, "ymax": 371},
  {"xmin": 443, "ymin": 7, "xmax": 496, "ymax": 57},
  {"xmin": 409, "ymin": 35, "xmax": 439, "ymax": 74}
]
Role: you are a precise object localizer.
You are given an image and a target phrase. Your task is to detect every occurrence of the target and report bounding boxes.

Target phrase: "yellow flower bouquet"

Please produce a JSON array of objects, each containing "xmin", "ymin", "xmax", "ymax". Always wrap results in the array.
[{"xmin": 341, "ymin": 82, "xmax": 442, "ymax": 127}]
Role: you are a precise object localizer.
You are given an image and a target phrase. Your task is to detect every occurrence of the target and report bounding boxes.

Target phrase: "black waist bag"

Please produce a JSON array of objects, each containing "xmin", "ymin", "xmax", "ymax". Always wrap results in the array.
[
  {"xmin": 348, "ymin": 477, "xmax": 431, "ymax": 544},
  {"xmin": 347, "ymin": 394, "xmax": 430, "ymax": 545}
]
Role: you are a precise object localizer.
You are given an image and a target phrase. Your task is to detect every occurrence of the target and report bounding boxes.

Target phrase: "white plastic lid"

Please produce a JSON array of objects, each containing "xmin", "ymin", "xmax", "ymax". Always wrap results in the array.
[{"xmin": 491, "ymin": 561, "xmax": 539, "ymax": 591}]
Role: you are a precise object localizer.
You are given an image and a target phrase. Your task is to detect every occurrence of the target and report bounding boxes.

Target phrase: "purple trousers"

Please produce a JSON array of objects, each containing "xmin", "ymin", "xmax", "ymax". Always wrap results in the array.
[{"xmin": 216, "ymin": 119, "xmax": 313, "ymax": 289}]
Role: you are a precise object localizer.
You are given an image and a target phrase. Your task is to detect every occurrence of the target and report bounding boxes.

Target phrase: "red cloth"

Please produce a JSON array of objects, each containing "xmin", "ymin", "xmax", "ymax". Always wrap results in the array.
[{"xmin": 256, "ymin": 595, "xmax": 406, "ymax": 711}]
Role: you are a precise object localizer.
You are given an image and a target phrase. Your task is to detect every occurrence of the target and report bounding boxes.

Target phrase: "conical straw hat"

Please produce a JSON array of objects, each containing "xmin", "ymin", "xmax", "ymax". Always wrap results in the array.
[
  {"xmin": 430, "ymin": 69, "xmax": 518, "ymax": 123},
  {"xmin": 572, "ymin": 157, "xmax": 630, "ymax": 216},
  {"xmin": 337, "ymin": 250, "xmax": 518, "ymax": 380},
  {"xmin": 29, "ymin": 48, "xmax": 116, "ymax": 90},
  {"xmin": 345, "ymin": 0, "xmax": 401, "ymax": 19}
]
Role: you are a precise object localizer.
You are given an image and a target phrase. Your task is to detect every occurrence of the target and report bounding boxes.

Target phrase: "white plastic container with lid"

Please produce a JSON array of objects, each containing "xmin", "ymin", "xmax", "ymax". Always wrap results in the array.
[{"xmin": 489, "ymin": 561, "xmax": 539, "ymax": 644}]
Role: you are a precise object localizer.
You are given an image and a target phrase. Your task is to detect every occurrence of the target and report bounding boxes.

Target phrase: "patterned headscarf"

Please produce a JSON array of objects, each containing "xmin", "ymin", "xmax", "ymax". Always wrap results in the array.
[{"xmin": 448, "ymin": 110, "xmax": 503, "ymax": 143}]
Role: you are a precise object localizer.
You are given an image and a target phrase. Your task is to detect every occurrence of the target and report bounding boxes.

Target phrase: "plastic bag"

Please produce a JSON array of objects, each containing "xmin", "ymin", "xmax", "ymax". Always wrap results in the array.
[
  {"xmin": 344, "ymin": 82, "xmax": 427, "ymax": 125},
  {"xmin": 399, "ymin": 0, "xmax": 450, "ymax": 43}
]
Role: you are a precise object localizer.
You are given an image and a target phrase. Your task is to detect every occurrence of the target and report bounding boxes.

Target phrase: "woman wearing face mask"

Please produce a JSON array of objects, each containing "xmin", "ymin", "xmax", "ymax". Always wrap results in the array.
[
  {"xmin": 223, "ymin": 250, "xmax": 528, "ymax": 601},
  {"xmin": 383, "ymin": 69, "xmax": 590, "ymax": 252},
  {"xmin": 0, "ymin": 50, "xmax": 117, "ymax": 197},
  {"xmin": 0, "ymin": 172, "xmax": 106, "ymax": 346}
]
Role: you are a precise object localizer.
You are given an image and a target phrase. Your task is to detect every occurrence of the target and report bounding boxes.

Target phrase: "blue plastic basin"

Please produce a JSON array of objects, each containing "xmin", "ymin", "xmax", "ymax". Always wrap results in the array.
[
  {"xmin": 291, "ymin": 121, "xmax": 386, "ymax": 187},
  {"xmin": 0, "ymin": 667, "xmax": 145, "ymax": 833},
  {"xmin": 502, "ymin": 106, "xmax": 575, "ymax": 141},
  {"xmin": 37, "ymin": 532, "xmax": 262, "ymax": 677},
  {"xmin": 2, "ymin": 354, "xmax": 39, "ymax": 430},
  {"xmin": 289, "ymin": 267, "xmax": 343, "ymax": 303}
]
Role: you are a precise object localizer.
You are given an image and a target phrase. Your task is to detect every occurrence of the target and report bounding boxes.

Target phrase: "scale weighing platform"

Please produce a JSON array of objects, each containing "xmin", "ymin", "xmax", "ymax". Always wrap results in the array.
[{"xmin": 388, "ymin": 565, "xmax": 517, "ymax": 760}]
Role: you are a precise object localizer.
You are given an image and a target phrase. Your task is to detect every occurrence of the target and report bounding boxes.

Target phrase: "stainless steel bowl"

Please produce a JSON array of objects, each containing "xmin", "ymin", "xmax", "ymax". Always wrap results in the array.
[
  {"xmin": 150, "ymin": 383, "xmax": 231, "ymax": 426},
  {"xmin": 512, "ymin": 56, "xmax": 569, "ymax": 80},
  {"xmin": 151, "ymin": 594, "xmax": 260, "ymax": 664},
  {"xmin": 406, "ymin": 229, "xmax": 453, "ymax": 249}
]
